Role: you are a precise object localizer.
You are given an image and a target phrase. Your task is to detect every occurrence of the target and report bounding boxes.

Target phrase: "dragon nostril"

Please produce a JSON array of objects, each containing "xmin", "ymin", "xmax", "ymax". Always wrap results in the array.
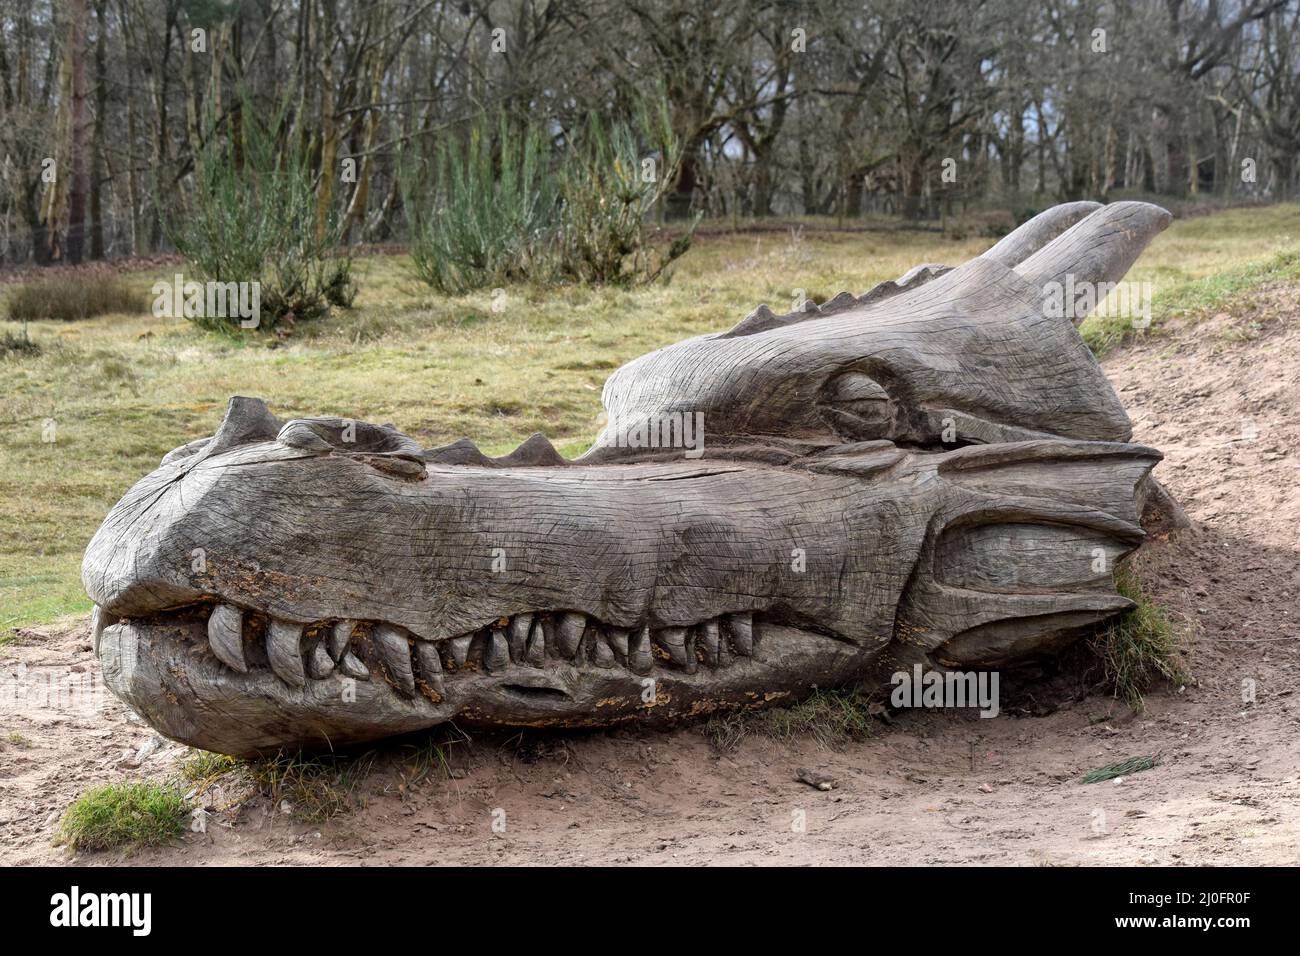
[
  {"xmin": 277, "ymin": 420, "xmax": 336, "ymax": 451},
  {"xmin": 276, "ymin": 418, "xmax": 425, "ymax": 458}
]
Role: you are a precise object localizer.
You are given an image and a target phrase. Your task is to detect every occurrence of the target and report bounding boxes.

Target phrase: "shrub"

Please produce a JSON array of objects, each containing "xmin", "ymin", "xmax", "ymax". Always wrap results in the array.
[
  {"xmin": 165, "ymin": 92, "xmax": 353, "ymax": 331},
  {"xmin": 552, "ymin": 108, "xmax": 697, "ymax": 286},
  {"xmin": 5, "ymin": 278, "xmax": 144, "ymax": 321},
  {"xmin": 404, "ymin": 100, "xmax": 696, "ymax": 293},
  {"xmin": 1, "ymin": 327, "xmax": 40, "ymax": 356},
  {"xmin": 405, "ymin": 118, "xmax": 557, "ymax": 295}
]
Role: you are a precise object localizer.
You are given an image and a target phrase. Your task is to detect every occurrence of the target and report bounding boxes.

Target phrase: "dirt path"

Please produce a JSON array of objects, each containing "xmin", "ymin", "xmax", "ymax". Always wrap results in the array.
[{"xmin": 3, "ymin": 300, "xmax": 1298, "ymax": 866}]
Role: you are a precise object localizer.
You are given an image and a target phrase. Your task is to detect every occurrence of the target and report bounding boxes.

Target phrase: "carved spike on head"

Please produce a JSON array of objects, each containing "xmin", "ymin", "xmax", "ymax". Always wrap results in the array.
[
  {"xmin": 818, "ymin": 291, "xmax": 859, "ymax": 315},
  {"xmin": 163, "ymin": 396, "xmax": 282, "ymax": 466},
  {"xmin": 720, "ymin": 303, "xmax": 781, "ymax": 338},
  {"xmin": 421, "ymin": 434, "xmax": 569, "ymax": 468},
  {"xmin": 496, "ymin": 433, "xmax": 568, "ymax": 467},
  {"xmin": 422, "ymin": 437, "xmax": 494, "ymax": 466},
  {"xmin": 856, "ymin": 263, "xmax": 952, "ymax": 307}
]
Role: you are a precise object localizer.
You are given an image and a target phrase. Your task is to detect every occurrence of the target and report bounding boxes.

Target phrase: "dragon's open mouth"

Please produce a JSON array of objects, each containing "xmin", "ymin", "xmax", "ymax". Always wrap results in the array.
[
  {"xmin": 94, "ymin": 598, "xmax": 870, "ymax": 755},
  {"xmin": 121, "ymin": 601, "xmax": 800, "ymax": 693}
]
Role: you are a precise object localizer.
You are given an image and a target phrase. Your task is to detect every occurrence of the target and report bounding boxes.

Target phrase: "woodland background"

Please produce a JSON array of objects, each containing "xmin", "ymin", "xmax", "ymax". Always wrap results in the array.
[{"xmin": 3, "ymin": 0, "xmax": 1300, "ymax": 266}]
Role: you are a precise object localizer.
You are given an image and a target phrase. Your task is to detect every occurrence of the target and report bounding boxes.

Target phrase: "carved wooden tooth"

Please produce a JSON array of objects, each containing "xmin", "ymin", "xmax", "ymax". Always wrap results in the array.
[
  {"xmin": 697, "ymin": 620, "xmax": 720, "ymax": 666},
  {"xmin": 266, "ymin": 619, "xmax": 306, "ymax": 686},
  {"xmin": 654, "ymin": 626, "xmax": 691, "ymax": 670},
  {"xmin": 485, "ymin": 628, "xmax": 511, "ymax": 672},
  {"xmin": 374, "ymin": 624, "xmax": 415, "ymax": 693},
  {"xmin": 556, "ymin": 612, "xmax": 586, "ymax": 658},
  {"xmin": 339, "ymin": 651, "xmax": 369, "ymax": 680},
  {"xmin": 91, "ymin": 605, "xmax": 118, "ymax": 657},
  {"xmin": 448, "ymin": 634, "xmax": 473, "ymax": 667},
  {"xmin": 307, "ymin": 642, "xmax": 335, "ymax": 679},
  {"xmin": 726, "ymin": 613, "xmax": 753, "ymax": 656},
  {"xmin": 327, "ymin": 620, "xmax": 355, "ymax": 661},
  {"xmin": 606, "ymin": 626, "xmax": 629, "ymax": 664},
  {"xmin": 414, "ymin": 641, "xmax": 446, "ymax": 697},
  {"xmin": 207, "ymin": 604, "xmax": 247, "ymax": 673},
  {"xmin": 593, "ymin": 635, "xmax": 615, "ymax": 668},
  {"xmin": 525, "ymin": 618, "xmax": 546, "ymax": 666},
  {"xmin": 629, "ymin": 625, "xmax": 653, "ymax": 675},
  {"xmin": 91, "ymin": 605, "xmax": 104, "ymax": 656},
  {"xmin": 507, "ymin": 614, "xmax": 532, "ymax": 661}
]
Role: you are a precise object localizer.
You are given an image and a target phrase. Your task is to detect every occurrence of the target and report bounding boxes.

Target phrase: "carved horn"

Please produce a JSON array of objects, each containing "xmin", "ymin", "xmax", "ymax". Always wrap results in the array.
[
  {"xmin": 1013, "ymin": 200, "xmax": 1173, "ymax": 293},
  {"xmin": 979, "ymin": 201, "xmax": 1101, "ymax": 267}
]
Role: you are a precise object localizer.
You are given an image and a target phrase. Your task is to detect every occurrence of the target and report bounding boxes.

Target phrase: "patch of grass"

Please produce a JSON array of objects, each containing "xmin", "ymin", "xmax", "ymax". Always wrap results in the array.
[
  {"xmin": 1081, "ymin": 754, "xmax": 1159, "ymax": 784},
  {"xmin": 5, "ymin": 278, "xmax": 145, "ymax": 322},
  {"xmin": 243, "ymin": 751, "xmax": 377, "ymax": 823},
  {"xmin": 705, "ymin": 687, "xmax": 876, "ymax": 752},
  {"xmin": 1081, "ymin": 247, "xmax": 1300, "ymax": 355},
  {"xmin": 1090, "ymin": 565, "xmax": 1189, "ymax": 711},
  {"xmin": 179, "ymin": 750, "xmax": 239, "ymax": 785},
  {"xmin": 56, "ymin": 781, "xmax": 188, "ymax": 852},
  {"xmin": 399, "ymin": 729, "xmax": 465, "ymax": 787},
  {"xmin": 5, "ymin": 731, "xmax": 33, "ymax": 748}
]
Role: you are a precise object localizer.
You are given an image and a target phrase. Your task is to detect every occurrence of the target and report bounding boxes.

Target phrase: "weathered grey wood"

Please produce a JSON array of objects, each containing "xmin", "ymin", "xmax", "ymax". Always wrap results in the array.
[{"xmin": 83, "ymin": 202, "xmax": 1173, "ymax": 756}]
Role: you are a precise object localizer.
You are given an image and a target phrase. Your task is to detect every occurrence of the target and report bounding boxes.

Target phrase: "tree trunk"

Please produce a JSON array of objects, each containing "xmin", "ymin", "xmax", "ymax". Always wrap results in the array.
[
  {"xmin": 89, "ymin": 0, "xmax": 107, "ymax": 259},
  {"xmin": 901, "ymin": 154, "xmax": 926, "ymax": 220},
  {"xmin": 65, "ymin": 0, "xmax": 89, "ymax": 263}
]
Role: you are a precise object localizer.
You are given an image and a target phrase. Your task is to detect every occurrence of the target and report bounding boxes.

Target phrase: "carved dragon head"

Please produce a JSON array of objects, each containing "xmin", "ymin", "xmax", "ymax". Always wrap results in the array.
[{"xmin": 84, "ymin": 201, "xmax": 1171, "ymax": 756}]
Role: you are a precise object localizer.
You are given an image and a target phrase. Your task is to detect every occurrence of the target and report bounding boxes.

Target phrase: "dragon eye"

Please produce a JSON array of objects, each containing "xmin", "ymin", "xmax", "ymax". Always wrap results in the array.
[{"xmin": 820, "ymin": 371, "xmax": 895, "ymax": 441}]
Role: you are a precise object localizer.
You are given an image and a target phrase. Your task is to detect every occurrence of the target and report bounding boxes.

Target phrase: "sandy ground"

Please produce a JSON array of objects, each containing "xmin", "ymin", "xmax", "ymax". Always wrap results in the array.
[{"xmin": 2, "ymin": 295, "xmax": 1297, "ymax": 866}]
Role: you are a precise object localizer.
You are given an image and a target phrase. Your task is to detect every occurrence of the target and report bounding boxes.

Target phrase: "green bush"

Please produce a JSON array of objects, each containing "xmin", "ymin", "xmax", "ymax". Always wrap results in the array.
[
  {"xmin": 553, "ymin": 109, "xmax": 697, "ymax": 286},
  {"xmin": 165, "ymin": 93, "xmax": 353, "ymax": 331},
  {"xmin": 1, "ymin": 327, "xmax": 40, "ymax": 356},
  {"xmin": 5, "ymin": 278, "xmax": 144, "ymax": 321},
  {"xmin": 405, "ymin": 102, "xmax": 695, "ymax": 293},
  {"xmin": 405, "ymin": 118, "xmax": 556, "ymax": 294}
]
